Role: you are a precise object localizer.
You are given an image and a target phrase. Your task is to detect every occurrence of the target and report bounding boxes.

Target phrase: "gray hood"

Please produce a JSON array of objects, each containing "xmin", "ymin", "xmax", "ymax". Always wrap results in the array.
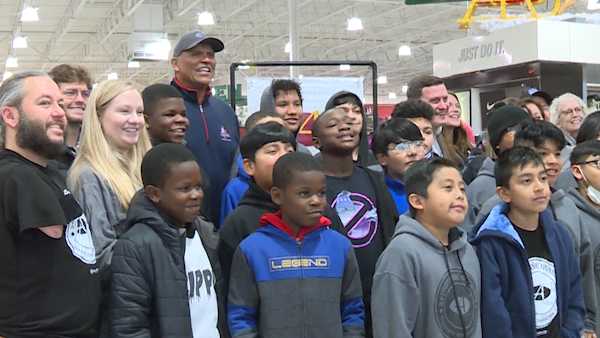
[
  {"xmin": 372, "ymin": 214, "xmax": 481, "ymax": 338},
  {"xmin": 259, "ymin": 85, "xmax": 276, "ymax": 114}
]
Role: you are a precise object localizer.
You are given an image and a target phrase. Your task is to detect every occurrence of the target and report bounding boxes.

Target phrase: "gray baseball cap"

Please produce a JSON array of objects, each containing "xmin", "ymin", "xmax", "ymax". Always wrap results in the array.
[{"xmin": 173, "ymin": 31, "xmax": 224, "ymax": 57}]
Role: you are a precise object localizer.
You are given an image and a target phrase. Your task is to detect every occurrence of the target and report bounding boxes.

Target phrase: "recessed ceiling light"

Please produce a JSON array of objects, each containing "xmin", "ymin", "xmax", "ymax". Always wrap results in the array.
[
  {"xmin": 340, "ymin": 64, "xmax": 351, "ymax": 71},
  {"xmin": 127, "ymin": 61, "xmax": 140, "ymax": 68},
  {"xmin": 346, "ymin": 17, "xmax": 363, "ymax": 31},
  {"xmin": 13, "ymin": 36, "xmax": 28, "ymax": 49},
  {"xmin": 197, "ymin": 11, "xmax": 215, "ymax": 26},
  {"xmin": 285, "ymin": 42, "xmax": 291, "ymax": 54},
  {"xmin": 107, "ymin": 72, "xmax": 119, "ymax": 80},
  {"xmin": 398, "ymin": 44, "xmax": 412, "ymax": 56},
  {"xmin": 5, "ymin": 57, "xmax": 18, "ymax": 68},
  {"xmin": 377, "ymin": 75, "xmax": 388, "ymax": 84},
  {"xmin": 21, "ymin": 6, "xmax": 39, "ymax": 22}
]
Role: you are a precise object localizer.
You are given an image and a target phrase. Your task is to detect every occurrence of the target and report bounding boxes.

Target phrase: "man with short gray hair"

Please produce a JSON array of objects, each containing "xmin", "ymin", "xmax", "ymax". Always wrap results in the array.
[
  {"xmin": 550, "ymin": 92, "xmax": 587, "ymax": 146},
  {"xmin": 0, "ymin": 71, "xmax": 100, "ymax": 337}
]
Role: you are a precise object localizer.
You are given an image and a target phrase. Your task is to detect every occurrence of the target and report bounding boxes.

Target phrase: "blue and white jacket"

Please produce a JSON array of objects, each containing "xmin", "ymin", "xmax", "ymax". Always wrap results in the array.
[
  {"xmin": 227, "ymin": 212, "xmax": 365, "ymax": 338},
  {"xmin": 471, "ymin": 204, "xmax": 584, "ymax": 338}
]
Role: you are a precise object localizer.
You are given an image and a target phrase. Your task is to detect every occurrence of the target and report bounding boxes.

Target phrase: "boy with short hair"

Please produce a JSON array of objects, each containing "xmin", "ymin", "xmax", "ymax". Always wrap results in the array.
[
  {"xmin": 228, "ymin": 152, "xmax": 365, "ymax": 338},
  {"xmin": 472, "ymin": 146, "xmax": 584, "ymax": 338},
  {"xmin": 259, "ymin": 79, "xmax": 315, "ymax": 154},
  {"xmin": 312, "ymin": 107, "xmax": 398, "ymax": 336},
  {"xmin": 371, "ymin": 118, "xmax": 426, "ymax": 214},
  {"xmin": 475, "ymin": 120, "xmax": 597, "ymax": 335},
  {"xmin": 218, "ymin": 111, "xmax": 284, "ymax": 226},
  {"xmin": 109, "ymin": 143, "xmax": 227, "ymax": 338},
  {"xmin": 391, "ymin": 100, "xmax": 436, "ymax": 159},
  {"xmin": 141, "ymin": 83, "xmax": 189, "ymax": 145},
  {"xmin": 372, "ymin": 158, "xmax": 481, "ymax": 338},
  {"xmin": 568, "ymin": 140, "xmax": 600, "ymax": 338}
]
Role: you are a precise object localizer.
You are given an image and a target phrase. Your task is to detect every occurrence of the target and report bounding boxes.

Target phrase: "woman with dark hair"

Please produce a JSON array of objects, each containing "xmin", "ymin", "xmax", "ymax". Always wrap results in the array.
[
  {"xmin": 520, "ymin": 97, "xmax": 545, "ymax": 120},
  {"xmin": 440, "ymin": 92, "xmax": 473, "ymax": 168}
]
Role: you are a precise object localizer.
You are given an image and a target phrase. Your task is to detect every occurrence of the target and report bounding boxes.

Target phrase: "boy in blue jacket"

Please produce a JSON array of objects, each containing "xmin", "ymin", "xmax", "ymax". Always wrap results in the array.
[
  {"xmin": 471, "ymin": 146, "xmax": 584, "ymax": 338},
  {"xmin": 227, "ymin": 152, "xmax": 365, "ymax": 338}
]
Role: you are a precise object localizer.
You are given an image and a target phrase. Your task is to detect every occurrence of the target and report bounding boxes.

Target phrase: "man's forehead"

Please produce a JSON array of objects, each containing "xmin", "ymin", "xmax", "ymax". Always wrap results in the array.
[
  {"xmin": 422, "ymin": 83, "xmax": 448, "ymax": 96},
  {"xmin": 24, "ymin": 76, "xmax": 60, "ymax": 95},
  {"xmin": 58, "ymin": 81, "xmax": 89, "ymax": 89}
]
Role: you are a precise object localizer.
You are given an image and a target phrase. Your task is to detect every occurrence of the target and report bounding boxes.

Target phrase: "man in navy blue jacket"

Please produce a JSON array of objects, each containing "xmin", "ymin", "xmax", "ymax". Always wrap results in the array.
[
  {"xmin": 171, "ymin": 31, "xmax": 240, "ymax": 223},
  {"xmin": 471, "ymin": 146, "xmax": 584, "ymax": 338}
]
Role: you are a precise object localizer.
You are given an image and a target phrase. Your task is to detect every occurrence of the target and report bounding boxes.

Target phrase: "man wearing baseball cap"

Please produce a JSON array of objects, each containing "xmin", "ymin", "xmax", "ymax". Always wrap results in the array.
[{"xmin": 171, "ymin": 31, "xmax": 240, "ymax": 224}]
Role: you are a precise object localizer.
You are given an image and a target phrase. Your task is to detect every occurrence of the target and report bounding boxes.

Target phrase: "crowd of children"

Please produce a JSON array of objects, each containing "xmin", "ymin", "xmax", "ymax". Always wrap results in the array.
[{"xmin": 2, "ymin": 32, "xmax": 600, "ymax": 338}]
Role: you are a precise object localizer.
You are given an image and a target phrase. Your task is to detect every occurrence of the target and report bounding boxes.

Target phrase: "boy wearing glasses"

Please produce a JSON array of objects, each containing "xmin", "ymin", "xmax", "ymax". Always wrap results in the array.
[
  {"xmin": 372, "ymin": 118, "xmax": 426, "ymax": 214},
  {"xmin": 568, "ymin": 140, "xmax": 600, "ymax": 338},
  {"xmin": 48, "ymin": 64, "xmax": 92, "ymax": 173}
]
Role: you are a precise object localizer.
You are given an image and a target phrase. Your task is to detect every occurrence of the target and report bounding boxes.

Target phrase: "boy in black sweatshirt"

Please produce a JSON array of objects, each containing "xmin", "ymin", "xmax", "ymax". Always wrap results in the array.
[{"xmin": 312, "ymin": 107, "xmax": 399, "ymax": 337}]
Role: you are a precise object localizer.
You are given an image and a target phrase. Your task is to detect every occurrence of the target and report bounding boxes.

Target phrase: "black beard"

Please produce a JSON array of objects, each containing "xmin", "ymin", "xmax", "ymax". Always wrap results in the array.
[{"xmin": 16, "ymin": 114, "xmax": 66, "ymax": 160}]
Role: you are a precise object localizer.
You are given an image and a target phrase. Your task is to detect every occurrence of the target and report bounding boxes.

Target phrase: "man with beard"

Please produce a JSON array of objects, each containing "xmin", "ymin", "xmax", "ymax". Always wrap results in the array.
[
  {"xmin": 48, "ymin": 64, "xmax": 92, "ymax": 172},
  {"xmin": 171, "ymin": 31, "xmax": 240, "ymax": 223},
  {"xmin": 0, "ymin": 71, "xmax": 101, "ymax": 338}
]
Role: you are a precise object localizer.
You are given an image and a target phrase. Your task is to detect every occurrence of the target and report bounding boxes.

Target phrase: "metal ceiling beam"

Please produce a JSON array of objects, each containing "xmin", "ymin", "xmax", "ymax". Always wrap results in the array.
[
  {"xmin": 97, "ymin": 0, "xmax": 145, "ymax": 44},
  {"xmin": 42, "ymin": 0, "xmax": 89, "ymax": 68}
]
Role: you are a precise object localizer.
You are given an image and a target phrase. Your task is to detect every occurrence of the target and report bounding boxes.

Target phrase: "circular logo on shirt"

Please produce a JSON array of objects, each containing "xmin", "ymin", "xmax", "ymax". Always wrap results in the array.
[
  {"xmin": 434, "ymin": 268, "xmax": 478, "ymax": 338},
  {"xmin": 529, "ymin": 257, "xmax": 557, "ymax": 329},
  {"xmin": 331, "ymin": 190, "xmax": 378, "ymax": 248}
]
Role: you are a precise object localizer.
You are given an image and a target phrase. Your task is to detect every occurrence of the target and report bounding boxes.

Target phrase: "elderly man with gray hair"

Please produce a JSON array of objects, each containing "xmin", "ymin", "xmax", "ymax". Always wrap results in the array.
[
  {"xmin": 551, "ymin": 92, "xmax": 587, "ymax": 146},
  {"xmin": 0, "ymin": 71, "xmax": 101, "ymax": 337}
]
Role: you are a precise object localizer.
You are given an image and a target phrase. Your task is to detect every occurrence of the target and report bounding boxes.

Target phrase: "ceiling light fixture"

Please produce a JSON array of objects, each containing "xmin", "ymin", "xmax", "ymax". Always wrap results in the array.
[
  {"xmin": 144, "ymin": 38, "xmax": 171, "ymax": 60},
  {"xmin": 346, "ymin": 17, "xmax": 363, "ymax": 31},
  {"xmin": 5, "ymin": 57, "xmax": 19, "ymax": 69},
  {"xmin": 402, "ymin": 85, "xmax": 409, "ymax": 94},
  {"xmin": 128, "ymin": 61, "xmax": 140, "ymax": 68},
  {"xmin": 21, "ymin": 6, "xmax": 39, "ymax": 22},
  {"xmin": 377, "ymin": 75, "xmax": 388, "ymax": 84},
  {"xmin": 13, "ymin": 36, "xmax": 28, "ymax": 49},
  {"xmin": 388, "ymin": 92, "xmax": 397, "ymax": 99},
  {"xmin": 340, "ymin": 64, "xmax": 351, "ymax": 71},
  {"xmin": 398, "ymin": 44, "xmax": 412, "ymax": 56},
  {"xmin": 107, "ymin": 72, "xmax": 119, "ymax": 80},
  {"xmin": 285, "ymin": 42, "xmax": 291, "ymax": 54},
  {"xmin": 197, "ymin": 11, "xmax": 215, "ymax": 25}
]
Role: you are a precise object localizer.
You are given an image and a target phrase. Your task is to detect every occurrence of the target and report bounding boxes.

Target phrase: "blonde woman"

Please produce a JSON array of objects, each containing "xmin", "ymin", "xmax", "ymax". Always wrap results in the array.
[{"xmin": 68, "ymin": 80, "xmax": 151, "ymax": 272}]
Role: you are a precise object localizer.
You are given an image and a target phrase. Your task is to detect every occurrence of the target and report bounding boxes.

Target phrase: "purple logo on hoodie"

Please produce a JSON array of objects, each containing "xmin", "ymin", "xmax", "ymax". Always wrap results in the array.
[{"xmin": 332, "ymin": 190, "xmax": 378, "ymax": 248}]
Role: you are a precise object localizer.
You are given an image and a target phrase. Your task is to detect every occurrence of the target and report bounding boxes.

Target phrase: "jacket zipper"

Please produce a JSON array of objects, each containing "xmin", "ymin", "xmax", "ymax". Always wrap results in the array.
[
  {"xmin": 297, "ymin": 237, "xmax": 306, "ymax": 338},
  {"xmin": 199, "ymin": 104, "xmax": 210, "ymax": 144}
]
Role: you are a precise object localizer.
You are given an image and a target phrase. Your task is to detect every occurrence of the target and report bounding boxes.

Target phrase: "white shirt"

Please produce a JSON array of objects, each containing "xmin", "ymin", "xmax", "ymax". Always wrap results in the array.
[{"xmin": 185, "ymin": 230, "xmax": 220, "ymax": 338}]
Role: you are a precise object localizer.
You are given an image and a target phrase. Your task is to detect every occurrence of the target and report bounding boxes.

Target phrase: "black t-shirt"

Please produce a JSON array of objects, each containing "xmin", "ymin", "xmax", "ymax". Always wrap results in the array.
[
  {"xmin": 0, "ymin": 150, "xmax": 101, "ymax": 337},
  {"xmin": 326, "ymin": 167, "xmax": 385, "ymax": 300},
  {"xmin": 514, "ymin": 224, "xmax": 560, "ymax": 338}
]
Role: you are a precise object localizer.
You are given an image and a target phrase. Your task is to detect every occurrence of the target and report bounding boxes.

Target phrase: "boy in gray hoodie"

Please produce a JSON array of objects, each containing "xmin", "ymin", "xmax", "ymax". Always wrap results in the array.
[
  {"xmin": 567, "ymin": 140, "xmax": 600, "ymax": 338},
  {"xmin": 371, "ymin": 158, "xmax": 481, "ymax": 338}
]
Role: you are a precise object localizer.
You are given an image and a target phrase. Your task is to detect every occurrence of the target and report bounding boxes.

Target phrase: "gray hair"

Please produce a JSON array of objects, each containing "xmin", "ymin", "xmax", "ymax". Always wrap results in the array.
[
  {"xmin": 549, "ymin": 92, "xmax": 586, "ymax": 125},
  {"xmin": 0, "ymin": 70, "xmax": 48, "ymax": 147}
]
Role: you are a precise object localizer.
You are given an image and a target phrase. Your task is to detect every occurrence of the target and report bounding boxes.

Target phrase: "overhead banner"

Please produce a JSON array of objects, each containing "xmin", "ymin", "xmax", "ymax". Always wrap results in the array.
[{"xmin": 246, "ymin": 76, "xmax": 364, "ymax": 114}]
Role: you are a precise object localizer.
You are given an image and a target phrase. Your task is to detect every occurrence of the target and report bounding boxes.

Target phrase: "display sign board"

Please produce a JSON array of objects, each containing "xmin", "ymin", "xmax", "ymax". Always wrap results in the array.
[
  {"xmin": 433, "ymin": 21, "xmax": 600, "ymax": 78},
  {"xmin": 406, "ymin": 0, "xmax": 465, "ymax": 4}
]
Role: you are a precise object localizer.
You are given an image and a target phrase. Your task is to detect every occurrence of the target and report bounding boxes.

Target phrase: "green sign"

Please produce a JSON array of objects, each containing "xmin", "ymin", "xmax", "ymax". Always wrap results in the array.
[{"xmin": 214, "ymin": 84, "xmax": 247, "ymax": 106}]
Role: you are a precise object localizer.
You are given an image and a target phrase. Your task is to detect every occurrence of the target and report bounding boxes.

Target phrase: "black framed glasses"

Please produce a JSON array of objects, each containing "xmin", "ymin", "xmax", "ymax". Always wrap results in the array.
[
  {"xmin": 574, "ymin": 159, "xmax": 600, "ymax": 169},
  {"xmin": 62, "ymin": 89, "xmax": 90, "ymax": 99}
]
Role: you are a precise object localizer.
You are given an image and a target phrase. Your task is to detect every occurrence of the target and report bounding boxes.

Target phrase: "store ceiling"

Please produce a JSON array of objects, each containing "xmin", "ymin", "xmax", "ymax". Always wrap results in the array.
[{"xmin": 0, "ymin": 0, "xmax": 590, "ymax": 100}]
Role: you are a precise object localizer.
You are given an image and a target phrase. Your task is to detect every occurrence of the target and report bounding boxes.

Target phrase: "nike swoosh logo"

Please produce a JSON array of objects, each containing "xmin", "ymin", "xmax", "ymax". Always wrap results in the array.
[{"xmin": 486, "ymin": 102, "xmax": 496, "ymax": 110}]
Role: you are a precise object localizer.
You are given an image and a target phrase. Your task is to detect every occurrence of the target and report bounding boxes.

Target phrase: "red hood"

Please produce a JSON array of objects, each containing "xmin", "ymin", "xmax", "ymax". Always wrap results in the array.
[{"xmin": 260, "ymin": 211, "xmax": 331, "ymax": 241}]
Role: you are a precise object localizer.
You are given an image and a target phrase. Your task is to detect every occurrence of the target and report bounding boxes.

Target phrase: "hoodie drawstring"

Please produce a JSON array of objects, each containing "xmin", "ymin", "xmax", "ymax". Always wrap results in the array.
[{"xmin": 443, "ymin": 249, "xmax": 468, "ymax": 338}]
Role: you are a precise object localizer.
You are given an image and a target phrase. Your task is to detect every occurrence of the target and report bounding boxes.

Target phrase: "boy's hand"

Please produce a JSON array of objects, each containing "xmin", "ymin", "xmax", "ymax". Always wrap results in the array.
[{"xmin": 583, "ymin": 331, "xmax": 597, "ymax": 338}]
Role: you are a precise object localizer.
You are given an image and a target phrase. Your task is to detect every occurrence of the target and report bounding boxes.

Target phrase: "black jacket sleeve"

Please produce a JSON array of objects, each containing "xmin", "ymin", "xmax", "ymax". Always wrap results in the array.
[
  {"xmin": 109, "ymin": 238, "xmax": 152, "ymax": 338},
  {"xmin": 364, "ymin": 168, "xmax": 399, "ymax": 245}
]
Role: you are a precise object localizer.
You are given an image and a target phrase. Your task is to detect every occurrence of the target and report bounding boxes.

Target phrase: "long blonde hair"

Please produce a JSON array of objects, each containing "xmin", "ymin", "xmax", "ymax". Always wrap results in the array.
[{"xmin": 68, "ymin": 80, "xmax": 152, "ymax": 209}]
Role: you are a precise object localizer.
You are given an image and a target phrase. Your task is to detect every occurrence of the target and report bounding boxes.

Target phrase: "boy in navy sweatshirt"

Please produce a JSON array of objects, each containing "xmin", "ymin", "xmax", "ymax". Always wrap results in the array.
[
  {"xmin": 227, "ymin": 152, "xmax": 365, "ymax": 338},
  {"xmin": 472, "ymin": 146, "xmax": 584, "ymax": 338}
]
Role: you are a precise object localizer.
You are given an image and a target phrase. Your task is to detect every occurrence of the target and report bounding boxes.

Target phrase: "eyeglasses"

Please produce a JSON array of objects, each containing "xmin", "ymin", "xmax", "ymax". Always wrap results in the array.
[
  {"xmin": 574, "ymin": 159, "xmax": 600, "ymax": 169},
  {"xmin": 63, "ymin": 89, "xmax": 90, "ymax": 99},
  {"xmin": 560, "ymin": 106, "xmax": 583, "ymax": 116},
  {"xmin": 392, "ymin": 140, "xmax": 424, "ymax": 153}
]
